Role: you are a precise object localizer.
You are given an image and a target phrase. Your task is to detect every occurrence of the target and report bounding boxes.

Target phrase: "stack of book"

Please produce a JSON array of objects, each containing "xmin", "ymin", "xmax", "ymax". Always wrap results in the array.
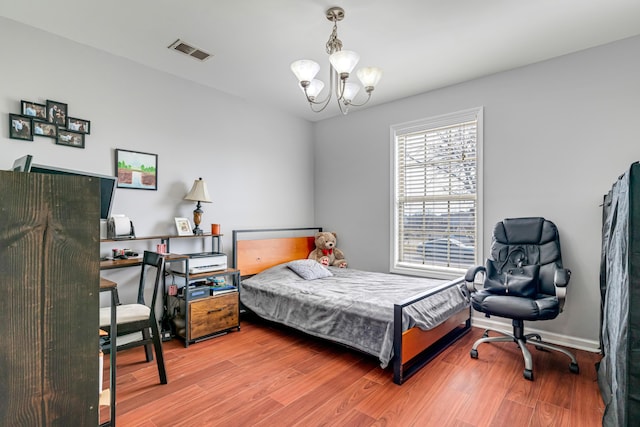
[{"xmin": 209, "ymin": 277, "xmax": 236, "ymax": 295}]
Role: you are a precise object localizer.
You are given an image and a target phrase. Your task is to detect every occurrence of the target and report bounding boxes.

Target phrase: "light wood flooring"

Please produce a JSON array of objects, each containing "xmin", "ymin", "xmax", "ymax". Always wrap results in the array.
[{"xmin": 102, "ymin": 316, "xmax": 604, "ymax": 426}]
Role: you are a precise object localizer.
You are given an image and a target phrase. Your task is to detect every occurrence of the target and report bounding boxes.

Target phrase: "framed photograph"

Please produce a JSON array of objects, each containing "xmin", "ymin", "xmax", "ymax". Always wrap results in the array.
[
  {"xmin": 21, "ymin": 100, "xmax": 47, "ymax": 121},
  {"xmin": 33, "ymin": 121, "xmax": 58, "ymax": 138},
  {"xmin": 9, "ymin": 114, "xmax": 33, "ymax": 141},
  {"xmin": 46, "ymin": 100, "xmax": 67, "ymax": 127},
  {"xmin": 115, "ymin": 148, "xmax": 158, "ymax": 190},
  {"xmin": 175, "ymin": 217, "xmax": 193, "ymax": 236},
  {"xmin": 57, "ymin": 129, "xmax": 85, "ymax": 148},
  {"xmin": 67, "ymin": 117, "xmax": 90, "ymax": 134}
]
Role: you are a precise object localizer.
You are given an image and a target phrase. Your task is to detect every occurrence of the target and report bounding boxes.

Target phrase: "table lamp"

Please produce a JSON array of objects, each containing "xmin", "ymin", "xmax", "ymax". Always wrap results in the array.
[{"xmin": 184, "ymin": 177, "xmax": 212, "ymax": 235}]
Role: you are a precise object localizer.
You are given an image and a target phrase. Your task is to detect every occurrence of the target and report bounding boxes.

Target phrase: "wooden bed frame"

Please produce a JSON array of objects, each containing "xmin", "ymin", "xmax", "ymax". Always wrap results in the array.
[{"xmin": 232, "ymin": 227, "xmax": 471, "ymax": 385}]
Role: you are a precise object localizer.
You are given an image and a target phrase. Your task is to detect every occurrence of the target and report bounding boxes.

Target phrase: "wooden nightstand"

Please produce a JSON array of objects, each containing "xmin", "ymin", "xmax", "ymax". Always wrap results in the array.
[
  {"xmin": 166, "ymin": 266, "xmax": 241, "ymax": 346},
  {"xmin": 188, "ymin": 292, "xmax": 239, "ymax": 341}
]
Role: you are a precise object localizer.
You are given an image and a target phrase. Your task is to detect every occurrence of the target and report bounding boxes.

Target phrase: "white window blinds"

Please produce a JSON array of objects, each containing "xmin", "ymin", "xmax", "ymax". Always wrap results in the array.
[{"xmin": 392, "ymin": 108, "xmax": 482, "ymax": 276}]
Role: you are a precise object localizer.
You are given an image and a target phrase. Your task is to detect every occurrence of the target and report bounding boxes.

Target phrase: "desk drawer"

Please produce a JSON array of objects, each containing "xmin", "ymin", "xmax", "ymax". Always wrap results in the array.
[{"xmin": 188, "ymin": 293, "xmax": 239, "ymax": 340}]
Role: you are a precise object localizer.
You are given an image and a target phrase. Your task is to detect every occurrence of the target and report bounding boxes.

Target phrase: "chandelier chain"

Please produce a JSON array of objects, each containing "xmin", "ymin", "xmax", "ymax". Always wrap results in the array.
[{"xmin": 325, "ymin": 22, "xmax": 342, "ymax": 55}]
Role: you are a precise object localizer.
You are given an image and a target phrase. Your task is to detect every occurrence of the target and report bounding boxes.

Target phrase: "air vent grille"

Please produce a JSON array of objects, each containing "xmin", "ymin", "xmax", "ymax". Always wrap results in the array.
[{"xmin": 168, "ymin": 39, "xmax": 212, "ymax": 62}]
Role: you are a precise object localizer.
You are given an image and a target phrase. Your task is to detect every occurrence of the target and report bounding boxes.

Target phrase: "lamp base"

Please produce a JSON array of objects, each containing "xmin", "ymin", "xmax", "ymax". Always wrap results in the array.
[{"xmin": 192, "ymin": 202, "xmax": 204, "ymax": 235}]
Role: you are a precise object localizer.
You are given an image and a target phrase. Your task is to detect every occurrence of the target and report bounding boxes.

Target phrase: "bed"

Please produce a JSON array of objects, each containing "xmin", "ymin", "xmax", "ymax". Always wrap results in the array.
[{"xmin": 232, "ymin": 227, "xmax": 471, "ymax": 384}]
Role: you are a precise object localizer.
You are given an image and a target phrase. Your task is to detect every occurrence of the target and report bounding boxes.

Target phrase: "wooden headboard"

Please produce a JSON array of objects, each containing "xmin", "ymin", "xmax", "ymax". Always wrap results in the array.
[{"xmin": 232, "ymin": 228, "xmax": 321, "ymax": 276}]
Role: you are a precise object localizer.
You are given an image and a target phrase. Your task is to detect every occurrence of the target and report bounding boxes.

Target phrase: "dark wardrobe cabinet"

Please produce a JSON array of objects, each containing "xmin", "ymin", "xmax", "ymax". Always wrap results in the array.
[
  {"xmin": 0, "ymin": 170, "xmax": 99, "ymax": 425},
  {"xmin": 599, "ymin": 161, "xmax": 640, "ymax": 427}
]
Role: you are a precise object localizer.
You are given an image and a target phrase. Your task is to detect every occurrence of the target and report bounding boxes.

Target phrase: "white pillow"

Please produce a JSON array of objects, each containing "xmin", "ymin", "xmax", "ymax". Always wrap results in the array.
[{"xmin": 287, "ymin": 259, "xmax": 333, "ymax": 280}]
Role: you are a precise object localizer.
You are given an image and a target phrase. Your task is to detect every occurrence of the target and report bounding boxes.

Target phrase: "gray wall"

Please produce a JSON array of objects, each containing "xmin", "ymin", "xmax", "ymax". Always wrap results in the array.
[
  {"xmin": 1, "ymin": 17, "xmax": 315, "ymax": 301},
  {"xmin": 314, "ymin": 35, "xmax": 640, "ymax": 349}
]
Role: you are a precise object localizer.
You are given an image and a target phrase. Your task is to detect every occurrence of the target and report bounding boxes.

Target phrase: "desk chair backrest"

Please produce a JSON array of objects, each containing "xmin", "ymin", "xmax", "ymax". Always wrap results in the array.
[
  {"xmin": 138, "ymin": 251, "xmax": 165, "ymax": 310},
  {"xmin": 489, "ymin": 217, "xmax": 564, "ymax": 296}
]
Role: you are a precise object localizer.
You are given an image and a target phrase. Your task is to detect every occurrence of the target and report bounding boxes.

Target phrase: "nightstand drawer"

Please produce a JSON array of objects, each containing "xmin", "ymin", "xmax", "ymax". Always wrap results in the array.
[{"xmin": 188, "ymin": 293, "xmax": 239, "ymax": 340}]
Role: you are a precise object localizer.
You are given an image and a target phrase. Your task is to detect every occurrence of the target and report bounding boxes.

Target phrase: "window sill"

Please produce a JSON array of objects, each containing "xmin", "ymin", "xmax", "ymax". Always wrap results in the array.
[{"xmin": 391, "ymin": 263, "xmax": 469, "ymax": 280}]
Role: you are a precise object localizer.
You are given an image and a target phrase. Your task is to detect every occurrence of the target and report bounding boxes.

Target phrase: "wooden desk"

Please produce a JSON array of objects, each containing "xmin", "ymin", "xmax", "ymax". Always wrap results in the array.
[
  {"xmin": 100, "ymin": 277, "xmax": 117, "ymax": 427},
  {"xmin": 100, "ymin": 253, "xmax": 190, "ymax": 270},
  {"xmin": 101, "ymin": 257, "xmax": 143, "ymax": 270},
  {"xmin": 100, "ymin": 234, "xmax": 223, "ymax": 263}
]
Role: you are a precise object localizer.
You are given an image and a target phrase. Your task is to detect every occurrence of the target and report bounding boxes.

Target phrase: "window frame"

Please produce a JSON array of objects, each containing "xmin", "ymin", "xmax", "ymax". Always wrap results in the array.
[{"xmin": 390, "ymin": 107, "xmax": 484, "ymax": 279}]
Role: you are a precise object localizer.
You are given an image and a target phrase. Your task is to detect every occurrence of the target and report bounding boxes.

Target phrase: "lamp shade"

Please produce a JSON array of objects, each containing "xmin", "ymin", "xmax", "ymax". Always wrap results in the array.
[
  {"xmin": 301, "ymin": 79, "xmax": 325, "ymax": 99},
  {"xmin": 342, "ymin": 82, "xmax": 360, "ymax": 102},
  {"xmin": 329, "ymin": 50, "xmax": 360, "ymax": 75},
  {"xmin": 184, "ymin": 177, "xmax": 212, "ymax": 203},
  {"xmin": 356, "ymin": 66, "xmax": 382, "ymax": 89},
  {"xmin": 291, "ymin": 59, "xmax": 320, "ymax": 83}
]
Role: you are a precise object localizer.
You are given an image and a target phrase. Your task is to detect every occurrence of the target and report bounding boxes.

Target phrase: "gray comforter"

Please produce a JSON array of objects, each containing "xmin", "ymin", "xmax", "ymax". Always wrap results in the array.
[{"xmin": 240, "ymin": 264, "xmax": 469, "ymax": 368}]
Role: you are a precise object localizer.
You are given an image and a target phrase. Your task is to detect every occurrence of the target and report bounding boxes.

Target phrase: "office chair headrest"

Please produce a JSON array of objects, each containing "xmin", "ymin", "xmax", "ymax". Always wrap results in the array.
[{"xmin": 493, "ymin": 217, "xmax": 557, "ymax": 245}]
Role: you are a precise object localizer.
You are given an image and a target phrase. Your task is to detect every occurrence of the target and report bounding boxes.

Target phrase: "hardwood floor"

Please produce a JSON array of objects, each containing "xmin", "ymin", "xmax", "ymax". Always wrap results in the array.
[{"xmin": 103, "ymin": 316, "xmax": 604, "ymax": 426}]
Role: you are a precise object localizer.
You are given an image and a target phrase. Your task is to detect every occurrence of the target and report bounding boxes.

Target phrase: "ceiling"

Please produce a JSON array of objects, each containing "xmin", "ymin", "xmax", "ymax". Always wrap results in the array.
[{"xmin": 2, "ymin": 0, "xmax": 640, "ymax": 122}]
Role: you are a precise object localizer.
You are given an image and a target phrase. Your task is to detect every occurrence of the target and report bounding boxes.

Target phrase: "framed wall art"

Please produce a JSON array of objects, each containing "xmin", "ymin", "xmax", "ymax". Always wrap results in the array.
[
  {"xmin": 67, "ymin": 117, "xmax": 90, "ymax": 134},
  {"xmin": 46, "ymin": 100, "xmax": 67, "ymax": 127},
  {"xmin": 9, "ymin": 114, "xmax": 33, "ymax": 141},
  {"xmin": 57, "ymin": 129, "xmax": 85, "ymax": 148},
  {"xmin": 34, "ymin": 121, "xmax": 58, "ymax": 138},
  {"xmin": 21, "ymin": 100, "xmax": 47, "ymax": 121},
  {"xmin": 115, "ymin": 148, "xmax": 158, "ymax": 190}
]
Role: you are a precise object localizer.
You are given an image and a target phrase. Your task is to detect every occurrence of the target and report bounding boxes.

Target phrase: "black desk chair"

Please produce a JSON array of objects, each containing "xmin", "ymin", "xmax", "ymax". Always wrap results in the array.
[
  {"xmin": 465, "ymin": 217, "xmax": 579, "ymax": 380},
  {"xmin": 99, "ymin": 250, "xmax": 168, "ymax": 384}
]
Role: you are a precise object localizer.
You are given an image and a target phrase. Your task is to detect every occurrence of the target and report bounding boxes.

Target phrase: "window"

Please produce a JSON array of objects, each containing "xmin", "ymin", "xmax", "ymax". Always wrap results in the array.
[{"xmin": 391, "ymin": 107, "xmax": 483, "ymax": 278}]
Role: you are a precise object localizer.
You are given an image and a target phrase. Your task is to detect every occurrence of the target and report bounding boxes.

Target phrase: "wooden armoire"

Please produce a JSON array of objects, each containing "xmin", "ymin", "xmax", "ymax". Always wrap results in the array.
[{"xmin": 0, "ymin": 170, "xmax": 99, "ymax": 425}]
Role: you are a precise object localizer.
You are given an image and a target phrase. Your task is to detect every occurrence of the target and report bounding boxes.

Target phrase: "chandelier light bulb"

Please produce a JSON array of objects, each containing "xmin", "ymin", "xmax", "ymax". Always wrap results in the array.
[
  {"xmin": 357, "ymin": 67, "xmax": 383, "ymax": 92},
  {"xmin": 342, "ymin": 82, "xmax": 360, "ymax": 103},
  {"xmin": 329, "ymin": 50, "xmax": 360, "ymax": 76},
  {"xmin": 303, "ymin": 79, "xmax": 325, "ymax": 100},
  {"xmin": 290, "ymin": 59, "xmax": 320, "ymax": 83}
]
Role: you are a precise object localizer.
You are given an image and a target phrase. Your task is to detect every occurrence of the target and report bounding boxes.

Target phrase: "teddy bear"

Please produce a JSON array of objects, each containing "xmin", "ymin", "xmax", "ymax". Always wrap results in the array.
[{"xmin": 308, "ymin": 231, "xmax": 347, "ymax": 268}]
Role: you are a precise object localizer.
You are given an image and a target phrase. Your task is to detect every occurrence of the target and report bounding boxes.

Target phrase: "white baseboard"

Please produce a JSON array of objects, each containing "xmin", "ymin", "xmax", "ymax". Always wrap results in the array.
[{"xmin": 471, "ymin": 315, "xmax": 600, "ymax": 353}]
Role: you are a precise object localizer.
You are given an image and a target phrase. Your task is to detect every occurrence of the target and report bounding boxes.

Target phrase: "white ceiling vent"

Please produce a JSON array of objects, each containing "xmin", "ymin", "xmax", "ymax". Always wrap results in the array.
[{"xmin": 168, "ymin": 39, "xmax": 212, "ymax": 62}]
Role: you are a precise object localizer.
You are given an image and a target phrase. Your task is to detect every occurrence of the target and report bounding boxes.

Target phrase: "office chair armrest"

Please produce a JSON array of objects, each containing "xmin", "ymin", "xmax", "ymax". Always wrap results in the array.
[
  {"xmin": 465, "ymin": 265, "xmax": 486, "ymax": 293},
  {"xmin": 554, "ymin": 268, "xmax": 571, "ymax": 311},
  {"xmin": 554, "ymin": 268, "xmax": 571, "ymax": 287}
]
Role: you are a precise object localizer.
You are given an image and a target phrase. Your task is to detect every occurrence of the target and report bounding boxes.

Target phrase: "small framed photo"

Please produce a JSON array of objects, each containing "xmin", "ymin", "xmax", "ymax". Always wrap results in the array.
[
  {"xmin": 175, "ymin": 217, "xmax": 193, "ymax": 236},
  {"xmin": 21, "ymin": 100, "xmax": 47, "ymax": 121},
  {"xmin": 67, "ymin": 117, "xmax": 90, "ymax": 134},
  {"xmin": 46, "ymin": 100, "xmax": 67, "ymax": 127},
  {"xmin": 9, "ymin": 114, "xmax": 33, "ymax": 141},
  {"xmin": 57, "ymin": 129, "xmax": 85, "ymax": 148},
  {"xmin": 33, "ymin": 121, "xmax": 58, "ymax": 138}
]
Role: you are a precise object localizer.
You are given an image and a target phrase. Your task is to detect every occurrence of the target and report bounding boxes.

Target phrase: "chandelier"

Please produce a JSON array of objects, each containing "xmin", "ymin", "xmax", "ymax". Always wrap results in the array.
[{"xmin": 290, "ymin": 7, "xmax": 382, "ymax": 115}]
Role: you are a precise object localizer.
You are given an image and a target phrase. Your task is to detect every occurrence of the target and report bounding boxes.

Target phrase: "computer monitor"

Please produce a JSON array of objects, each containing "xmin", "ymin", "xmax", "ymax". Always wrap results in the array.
[
  {"xmin": 11, "ymin": 155, "xmax": 33, "ymax": 172},
  {"xmin": 29, "ymin": 163, "xmax": 117, "ymax": 220}
]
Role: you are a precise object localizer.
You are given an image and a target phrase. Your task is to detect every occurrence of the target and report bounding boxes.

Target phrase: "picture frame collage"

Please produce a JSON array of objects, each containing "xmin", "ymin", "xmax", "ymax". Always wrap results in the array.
[{"xmin": 9, "ymin": 99, "xmax": 91, "ymax": 149}]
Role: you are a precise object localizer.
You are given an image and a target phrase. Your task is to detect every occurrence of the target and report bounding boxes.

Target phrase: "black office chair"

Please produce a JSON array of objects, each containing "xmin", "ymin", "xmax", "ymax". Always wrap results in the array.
[
  {"xmin": 99, "ymin": 250, "xmax": 168, "ymax": 384},
  {"xmin": 465, "ymin": 217, "xmax": 579, "ymax": 380}
]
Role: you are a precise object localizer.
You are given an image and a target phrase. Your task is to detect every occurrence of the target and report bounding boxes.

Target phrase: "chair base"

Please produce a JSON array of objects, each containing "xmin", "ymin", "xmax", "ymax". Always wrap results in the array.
[{"xmin": 470, "ymin": 319, "xmax": 579, "ymax": 381}]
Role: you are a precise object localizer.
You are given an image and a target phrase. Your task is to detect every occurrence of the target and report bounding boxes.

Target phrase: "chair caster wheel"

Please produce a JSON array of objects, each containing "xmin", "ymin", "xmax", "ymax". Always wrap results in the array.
[
  {"xmin": 470, "ymin": 349, "xmax": 478, "ymax": 359},
  {"xmin": 535, "ymin": 345, "xmax": 544, "ymax": 351},
  {"xmin": 482, "ymin": 330, "xmax": 489, "ymax": 338},
  {"xmin": 524, "ymin": 369, "xmax": 533, "ymax": 381},
  {"xmin": 570, "ymin": 363, "xmax": 579, "ymax": 374}
]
